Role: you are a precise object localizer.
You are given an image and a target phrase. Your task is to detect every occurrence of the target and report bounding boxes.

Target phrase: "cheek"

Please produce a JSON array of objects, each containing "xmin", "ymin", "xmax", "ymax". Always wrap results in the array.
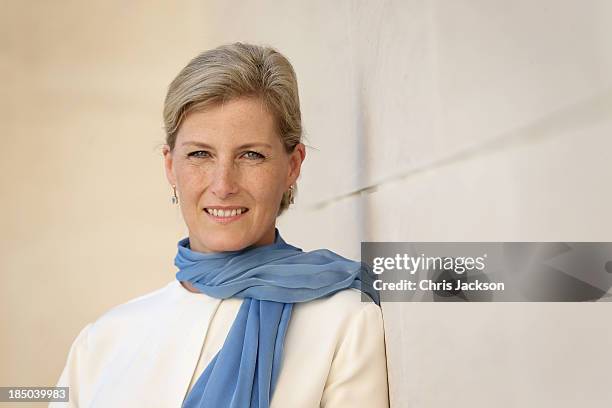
[
  {"xmin": 176, "ymin": 165, "xmax": 207, "ymax": 202},
  {"xmin": 248, "ymin": 168, "xmax": 287, "ymax": 208}
]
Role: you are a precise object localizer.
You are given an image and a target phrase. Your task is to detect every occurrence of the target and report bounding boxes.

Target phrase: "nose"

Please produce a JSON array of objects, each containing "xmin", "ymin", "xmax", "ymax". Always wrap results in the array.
[{"xmin": 210, "ymin": 161, "xmax": 239, "ymax": 199}]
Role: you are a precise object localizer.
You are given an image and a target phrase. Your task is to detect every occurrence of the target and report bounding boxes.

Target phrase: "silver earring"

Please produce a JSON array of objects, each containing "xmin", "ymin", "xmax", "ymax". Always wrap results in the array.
[{"xmin": 171, "ymin": 185, "xmax": 178, "ymax": 205}]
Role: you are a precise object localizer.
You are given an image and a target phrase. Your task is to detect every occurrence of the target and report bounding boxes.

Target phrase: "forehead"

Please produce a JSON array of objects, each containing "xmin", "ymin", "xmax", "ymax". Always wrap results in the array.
[{"xmin": 177, "ymin": 97, "xmax": 280, "ymax": 146}]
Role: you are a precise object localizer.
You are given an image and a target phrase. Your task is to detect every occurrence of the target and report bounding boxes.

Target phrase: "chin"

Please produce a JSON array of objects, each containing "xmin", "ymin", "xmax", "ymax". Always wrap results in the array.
[{"xmin": 197, "ymin": 232, "xmax": 251, "ymax": 253}]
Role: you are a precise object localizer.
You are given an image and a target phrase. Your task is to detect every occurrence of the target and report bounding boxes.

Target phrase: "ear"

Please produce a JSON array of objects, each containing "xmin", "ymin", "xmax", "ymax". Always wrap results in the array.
[
  {"xmin": 287, "ymin": 143, "xmax": 306, "ymax": 187},
  {"xmin": 162, "ymin": 144, "xmax": 177, "ymax": 187}
]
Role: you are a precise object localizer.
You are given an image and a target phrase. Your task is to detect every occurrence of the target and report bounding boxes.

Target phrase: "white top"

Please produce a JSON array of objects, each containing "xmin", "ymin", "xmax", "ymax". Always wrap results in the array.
[{"xmin": 51, "ymin": 280, "xmax": 390, "ymax": 407}]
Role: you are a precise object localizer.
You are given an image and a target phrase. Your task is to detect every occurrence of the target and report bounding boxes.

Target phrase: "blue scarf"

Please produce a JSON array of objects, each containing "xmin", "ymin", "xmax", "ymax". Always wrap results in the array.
[{"xmin": 175, "ymin": 228, "xmax": 376, "ymax": 407}]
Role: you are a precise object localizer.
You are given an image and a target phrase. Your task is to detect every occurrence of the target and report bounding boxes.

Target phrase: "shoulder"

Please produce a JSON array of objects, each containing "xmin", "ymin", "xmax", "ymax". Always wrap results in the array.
[
  {"xmin": 55, "ymin": 281, "xmax": 184, "ymax": 395},
  {"xmin": 94, "ymin": 281, "xmax": 176, "ymax": 324},
  {"xmin": 77, "ymin": 281, "xmax": 182, "ymax": 350},
  {"xmin": 296, "ymin": 287, "xmax": 380, "ymax": 316},
  {"xmin": 290, "ymin": 288, "xmax": 384, "ymax": 345}
]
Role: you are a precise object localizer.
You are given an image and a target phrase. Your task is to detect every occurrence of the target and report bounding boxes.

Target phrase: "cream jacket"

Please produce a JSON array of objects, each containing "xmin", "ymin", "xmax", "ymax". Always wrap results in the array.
[{"xmin": 51, "ymin": 280, "xmax": 389, "ymax": 407}]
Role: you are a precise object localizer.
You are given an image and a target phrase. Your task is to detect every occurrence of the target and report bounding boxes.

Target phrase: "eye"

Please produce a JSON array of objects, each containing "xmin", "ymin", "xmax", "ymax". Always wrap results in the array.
[
  {"xmin": 242, "ymin": 151, "xmax": 265, "ymax": 160},
  {"xmin": 187, "ymin": 150, "xmax": 210, "ymax": 158}
]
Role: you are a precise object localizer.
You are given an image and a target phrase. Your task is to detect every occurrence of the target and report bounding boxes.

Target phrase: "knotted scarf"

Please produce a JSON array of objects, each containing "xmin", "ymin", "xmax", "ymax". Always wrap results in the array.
[{"xmin": 175, "ymin": 228, "xmax": 376, "ymax": 407}]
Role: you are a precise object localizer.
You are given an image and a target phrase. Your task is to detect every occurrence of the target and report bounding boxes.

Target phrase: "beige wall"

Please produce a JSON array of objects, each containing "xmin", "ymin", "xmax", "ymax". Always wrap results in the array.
[
  {"xmin": 0, "ymin": 0, "xmax": 213, "ymax": 389},
  {"xmin": 2, "ymin": 1, "xmax": 612, "ymax": 406}
]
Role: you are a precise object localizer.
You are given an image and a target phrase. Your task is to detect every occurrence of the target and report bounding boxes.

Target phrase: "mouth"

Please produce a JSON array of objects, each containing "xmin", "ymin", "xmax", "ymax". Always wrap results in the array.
[{"xmin": 203, "ymin": 207, "xmax": 249, "ymax": 224}]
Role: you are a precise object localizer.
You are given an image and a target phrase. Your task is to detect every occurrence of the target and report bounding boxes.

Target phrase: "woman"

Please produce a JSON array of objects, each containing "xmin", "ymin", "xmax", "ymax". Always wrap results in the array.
[{"xmin": 53, "ymin": 42, "xmax": 389, "ymax": 408}]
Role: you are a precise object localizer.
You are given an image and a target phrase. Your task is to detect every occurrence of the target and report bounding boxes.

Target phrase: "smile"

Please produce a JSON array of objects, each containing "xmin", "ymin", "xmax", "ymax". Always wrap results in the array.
[{"xmin": 204, "ymin": 207, "xmax": 249, "ymax": 223}]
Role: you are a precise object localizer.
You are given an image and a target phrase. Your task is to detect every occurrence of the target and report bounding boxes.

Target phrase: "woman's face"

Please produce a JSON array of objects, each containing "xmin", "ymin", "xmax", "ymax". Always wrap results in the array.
[{"xmin": 163, "ymin": 97, "xmax": 305, "ymax": 253}]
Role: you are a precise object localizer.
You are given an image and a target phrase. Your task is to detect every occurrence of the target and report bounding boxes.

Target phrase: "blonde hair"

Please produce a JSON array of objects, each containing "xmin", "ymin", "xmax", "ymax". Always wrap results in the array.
[{"xmin": 163, "ymin": 43, "xmax": 302, "ymax": 215}]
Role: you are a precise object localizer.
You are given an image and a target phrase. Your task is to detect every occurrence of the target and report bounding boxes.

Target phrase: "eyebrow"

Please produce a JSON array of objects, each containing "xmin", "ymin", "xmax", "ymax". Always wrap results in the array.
[{"xmin": 181, "ymin": 141, "xmax": 273, "ymax": 150}]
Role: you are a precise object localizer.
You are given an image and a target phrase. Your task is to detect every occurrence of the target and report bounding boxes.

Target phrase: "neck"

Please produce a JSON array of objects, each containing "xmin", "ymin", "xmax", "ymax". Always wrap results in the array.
[{"xmin": 181, "ymin": 281, "xmax": 200, "ymax": 293}]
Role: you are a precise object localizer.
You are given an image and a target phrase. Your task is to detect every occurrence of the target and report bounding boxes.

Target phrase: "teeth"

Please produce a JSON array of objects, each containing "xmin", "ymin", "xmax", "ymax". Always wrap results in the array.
[{"xmin": 205, "ymin": 208, "xmax": 247, "ymax": 217}]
